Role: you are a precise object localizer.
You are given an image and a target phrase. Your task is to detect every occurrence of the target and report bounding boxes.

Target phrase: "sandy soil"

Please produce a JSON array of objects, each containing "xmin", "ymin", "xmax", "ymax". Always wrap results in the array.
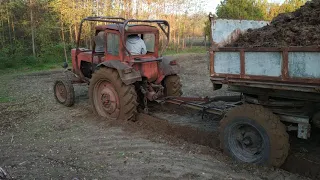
[{"xmin": 0, "ymin": 54, "xmax": 316, "ymax": 180}]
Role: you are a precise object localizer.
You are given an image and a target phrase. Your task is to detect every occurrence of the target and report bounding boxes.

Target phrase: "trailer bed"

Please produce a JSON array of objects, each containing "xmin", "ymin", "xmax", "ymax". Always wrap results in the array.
[
  {"xmin": 209, "ymin": 18, "xmax": 320, "ymax": 100},
  {"xmin": 210, "ymin": 47, "xmax": 320, "ymax": 95}
]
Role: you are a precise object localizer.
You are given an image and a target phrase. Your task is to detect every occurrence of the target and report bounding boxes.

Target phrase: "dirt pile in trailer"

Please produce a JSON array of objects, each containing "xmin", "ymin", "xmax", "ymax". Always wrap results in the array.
[{"xmin": 227, "ymin": 0, "xmax": 320, "ymax": 47}]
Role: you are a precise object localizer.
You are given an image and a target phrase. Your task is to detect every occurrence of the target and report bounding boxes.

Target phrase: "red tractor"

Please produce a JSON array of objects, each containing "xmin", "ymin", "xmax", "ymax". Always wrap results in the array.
[{"xmin": 53, "ymin": 17, "xmax": 182, "ymax": 121}]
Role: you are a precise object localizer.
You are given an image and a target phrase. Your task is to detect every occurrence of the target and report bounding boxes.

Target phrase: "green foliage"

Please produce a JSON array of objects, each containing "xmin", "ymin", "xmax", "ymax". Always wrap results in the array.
[
  {"xmin": 0, "ymin": 43, "xmax": 68, "ymax": 70},
  {"xmin": 216, "ymin": 0, "xmax": 264, "ymax": 20},
  {"xmin": 216, "ymin": 0, "xmax": 307, "ymax": 21},
  {"xmin": 0, "ymin": 0, "xmax": 308, "ymax": 72}
]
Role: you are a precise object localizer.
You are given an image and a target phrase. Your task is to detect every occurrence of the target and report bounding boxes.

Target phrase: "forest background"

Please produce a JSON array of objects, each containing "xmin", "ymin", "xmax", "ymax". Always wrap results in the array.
[{"xmin": 0, "ymin": 0, "xmax": 307, "ymax": 70}]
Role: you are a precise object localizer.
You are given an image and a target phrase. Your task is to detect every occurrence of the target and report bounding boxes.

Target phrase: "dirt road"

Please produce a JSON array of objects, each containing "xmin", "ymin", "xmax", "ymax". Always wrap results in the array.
[{"xmin": 0, "ymin": 54, "xmax": 315, "ymax": 179}]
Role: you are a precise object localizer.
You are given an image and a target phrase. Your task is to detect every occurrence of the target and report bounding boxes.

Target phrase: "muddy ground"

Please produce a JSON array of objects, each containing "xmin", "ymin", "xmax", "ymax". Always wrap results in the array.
[{"xmin": 0, "ymin": 54, "xmax": 319, "ymax": 179}]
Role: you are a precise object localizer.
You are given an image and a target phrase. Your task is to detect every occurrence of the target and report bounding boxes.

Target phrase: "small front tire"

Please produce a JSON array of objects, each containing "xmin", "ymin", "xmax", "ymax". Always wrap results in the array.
[{"xmin": 53, "ymin": 79, "xmax": 75, "ymax": 107}]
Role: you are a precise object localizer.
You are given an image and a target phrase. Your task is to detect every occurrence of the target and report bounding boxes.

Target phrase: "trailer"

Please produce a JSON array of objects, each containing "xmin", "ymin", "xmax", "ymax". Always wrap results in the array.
[{"xmin": 163, "ymin": 15, "xmax": 320, "ymax": 167}]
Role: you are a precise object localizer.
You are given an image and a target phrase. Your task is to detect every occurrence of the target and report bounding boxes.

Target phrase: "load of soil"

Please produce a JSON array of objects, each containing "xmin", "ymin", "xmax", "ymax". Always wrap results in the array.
[{"xmin": 227, "ymin": 0, "xmax": 320, "ymax": 47}]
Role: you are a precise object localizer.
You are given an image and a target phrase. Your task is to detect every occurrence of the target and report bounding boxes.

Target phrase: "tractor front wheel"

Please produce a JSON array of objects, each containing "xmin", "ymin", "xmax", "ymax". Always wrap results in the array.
[
  {"xmin": 53, "ymin": 79, "xmax": 75, "ymax": 107},
  {"xmin": 89, "ymin": 67, "xmax": 137, "ymax": 121},
  {"xmin": 163, "ymin": 75, "xmax": 182, "ymax": 97},
  {"xmin": 219, "ymin": 104, "xmax": 289, "ymax": 167}
]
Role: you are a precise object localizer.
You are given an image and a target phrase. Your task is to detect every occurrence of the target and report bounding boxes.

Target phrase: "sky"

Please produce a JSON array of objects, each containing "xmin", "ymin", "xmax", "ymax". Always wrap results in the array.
[{"xmin": 204, "ymin": 0, "xmax": 286, "ymax": 13}]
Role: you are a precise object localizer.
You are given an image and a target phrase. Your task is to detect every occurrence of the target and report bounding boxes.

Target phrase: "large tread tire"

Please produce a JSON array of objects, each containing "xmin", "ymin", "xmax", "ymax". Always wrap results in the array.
[
  {"xmin": 163, "ymin": 75, "xmax": 182, "ymax": 97},
  {"xmin": 89, "ymin": 67, "xmax": 138, "ymax": 121},
  {"xmin": 219, "ymin": 104, "xmax": 289, "ymax": 167},
  {"xmin": 53, "ymin": 79, "xmax": 75, "ymax": 107}
]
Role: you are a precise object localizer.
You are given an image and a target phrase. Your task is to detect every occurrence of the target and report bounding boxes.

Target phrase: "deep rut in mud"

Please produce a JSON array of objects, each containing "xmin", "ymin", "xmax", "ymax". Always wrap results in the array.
[{"xmin": 120, "ymin": 103, "xmax": 320, "ymax": 180}]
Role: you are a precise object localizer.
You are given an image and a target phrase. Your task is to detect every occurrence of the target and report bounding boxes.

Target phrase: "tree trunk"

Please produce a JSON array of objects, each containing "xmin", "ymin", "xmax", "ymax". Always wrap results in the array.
[
  {"xmin": 74, "ymin": 25, "xmax": 78, "ymax": 43},
  {"xmin": 204, "ymin": 34, "xmax": 207, "ymax": 48},
  {"xmin": 6, "ymin": 2, "xmax": 12, "ymax": 47},
  {"xmin": 30, "ymin": 0, "xmax": 36, "ymax": 57},
  {"xmin": 11, "ymin": 18, "xmax": 15, "ymax": 41},
  {"xmin": 61, "ymin": 13, "xmax": 68, "ymax": 63},
  {"xmin": 177, "ymin": 33, "xmax": 180, "ymax": 52},
  {"xmin": 69, "ymin": 25, "xmax": 73, "ymax": 44}
]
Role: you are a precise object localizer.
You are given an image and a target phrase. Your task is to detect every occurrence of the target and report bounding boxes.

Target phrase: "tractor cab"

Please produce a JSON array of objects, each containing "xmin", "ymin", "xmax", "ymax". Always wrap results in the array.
[
  {"xmin": 94, "ymin": 24, "xmax": 159, "ymax": 59},
  {"xmin": 71, "ymin": 18, "xmax": 169, "ymax": 83},
  {"xmin": 88, "ymin": 24, "xmax": 161, "ymax": 82}
]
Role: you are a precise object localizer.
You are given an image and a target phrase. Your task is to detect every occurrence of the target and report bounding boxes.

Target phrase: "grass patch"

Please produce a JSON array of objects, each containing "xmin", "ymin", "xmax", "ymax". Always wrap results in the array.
[
  {"xmin": 164, "ymin": 46, "xmax": 207, "ymax": 55},
  {"xmin": 0, "ymin": 96, "xmax": 15, "ymax": 103},
  {"xmin": 0, "ymin": 75, "xmax": 15, "ymax": 103},
  {"xmin": 0, "ymin": 62, "xmax": 61, "ymax": 75}
]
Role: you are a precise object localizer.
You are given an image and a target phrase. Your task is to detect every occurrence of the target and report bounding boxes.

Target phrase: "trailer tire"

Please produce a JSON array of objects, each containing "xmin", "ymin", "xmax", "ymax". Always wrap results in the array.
[
  {"xmin": 53, "ymin": 79, "xmax": 75, "ymax": 107},
  {"xmin": 219, "ymin": 104, "xmax": 289, "ymax": 167},
  {"xmin": 163, "ymin": 75, "xmax": 182, "ymax": 96},
  {"xmin": 89, "ymin": 67, "xmax": 138, "ymax": 121}
]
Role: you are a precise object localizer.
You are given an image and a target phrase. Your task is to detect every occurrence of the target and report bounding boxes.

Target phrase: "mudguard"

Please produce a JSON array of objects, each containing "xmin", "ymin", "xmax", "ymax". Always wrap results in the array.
[
  {"xmin": 160, "ymin": 56, "xmax": 180, "ymax": 76},
  {"xmin": 96, "ymin": 60, "xmax": 142, "ymax": 85}
]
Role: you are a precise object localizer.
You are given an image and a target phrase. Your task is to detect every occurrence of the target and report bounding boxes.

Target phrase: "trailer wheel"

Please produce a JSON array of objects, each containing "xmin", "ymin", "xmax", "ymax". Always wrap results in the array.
[
  {"xmin": 219, "ymin": 104, "xmax": 289, "ymax": 167},
  {"xmin": 53, "ymin": 79, "xmax": 75, "ymax": 107},
  {"xmin": 89, "ymin": 67, "xmax": 137, "ymax": 121},
  {"xmin": 164, "ymin": 75, "xmax": 182, "ymax": 96}
]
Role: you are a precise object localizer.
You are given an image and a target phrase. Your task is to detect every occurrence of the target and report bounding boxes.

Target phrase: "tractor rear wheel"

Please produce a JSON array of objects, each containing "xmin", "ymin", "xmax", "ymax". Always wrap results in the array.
[
  {"xmin": 219, "ymin": 104, "xmax": 289, "ymax": 167},
  {"xmin": 163, "ymin": 75, "xmax": 182, "ymax": 97},
  {"xmin": 89, "ymin": 67, "xmax": 137, "ymax": 121},
  {"xmin": 53, "ymin": 79, "xmax": 75, "ymax": 107}
]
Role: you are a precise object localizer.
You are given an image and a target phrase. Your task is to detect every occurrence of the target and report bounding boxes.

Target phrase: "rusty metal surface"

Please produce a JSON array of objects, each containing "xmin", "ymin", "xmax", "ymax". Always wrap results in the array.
[
  {"xmin": 161, "ymin": 95, "xmax": 242, "ymax": 116},
  {"xmin": 97, "ymin": 60, "xmax": 142, "ymax": 85},
  {"xmin": 224, "ymin": 84, "xmax": 320, "ymax": 102},
  {"xmin": 73, "ymin": 16, "xmax": 170, "ymax": 83},
  {"xmin": 210, "ymin": 47, "xmax": 320, "ymax": 88},
  {"xmin": 96, "ymin": 24, "xmax": 159, "ymax": 33},
  {"xmin": 212, "ymin": 77, "xmax": 320, "ymax": 93},
  {"xmin": 164, "ymin": 98, "xmax": 224, "ymax": 116},
  {"xmin": 213, "ymin": 47, "xmax": 320, "ymax": 52}
]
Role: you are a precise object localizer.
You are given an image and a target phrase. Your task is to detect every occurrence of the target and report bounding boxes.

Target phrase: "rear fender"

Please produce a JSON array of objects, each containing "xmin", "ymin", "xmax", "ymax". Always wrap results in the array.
[
  {"xmin": 156, "ymin": 56, "xmax": 180, "ymax": 84},
  {"xmin": 96, "ymin": 60, "xmax": 142, "ymax": 85}
]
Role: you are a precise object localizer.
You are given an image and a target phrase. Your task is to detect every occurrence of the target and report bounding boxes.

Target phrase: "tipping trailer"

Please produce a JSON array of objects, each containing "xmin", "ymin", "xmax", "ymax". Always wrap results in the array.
[
  {"xmin": 164, "ymin": 15, "xmax": 320, "ymax": 167},
  {"xmin": 208, "ymin": 15, "xmax": 320, "ymax": 167}
]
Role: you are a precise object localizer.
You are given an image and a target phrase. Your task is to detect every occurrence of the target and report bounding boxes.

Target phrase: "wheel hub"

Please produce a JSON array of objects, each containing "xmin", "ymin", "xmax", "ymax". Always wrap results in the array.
[
  {"xmin": 93, "ymin": 80, "xmax": 120, "ymax": 119},
  {"xmin": 230, "ymin": 123, "xmax": 264, "ymax": 162},
  {"xmin": 101, "ymin": 93, "xmax": 111, "ymax": 107},
  {"xmin": 55, "ymin": 82, "xmax": 67, "ymax": 102}
]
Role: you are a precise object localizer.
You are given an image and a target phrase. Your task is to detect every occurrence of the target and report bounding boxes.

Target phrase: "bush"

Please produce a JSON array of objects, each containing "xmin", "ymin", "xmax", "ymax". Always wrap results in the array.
[{"xmin": 0, "ymin": 42, "xmax": 72, "ymax": 70}]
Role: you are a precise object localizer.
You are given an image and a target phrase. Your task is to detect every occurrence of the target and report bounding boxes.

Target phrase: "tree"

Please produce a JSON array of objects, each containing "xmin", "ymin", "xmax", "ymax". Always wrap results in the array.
[
  {"xmin": 279, "ymin": 0, "xmax": 307, "ymax": 13},
  {"xmin": 29, "ymin": 0, "xmax": 36, "ymax": 57},
  {"xmin": 216, "ymin": 0, "xmax": 264, "ymax": 20}
]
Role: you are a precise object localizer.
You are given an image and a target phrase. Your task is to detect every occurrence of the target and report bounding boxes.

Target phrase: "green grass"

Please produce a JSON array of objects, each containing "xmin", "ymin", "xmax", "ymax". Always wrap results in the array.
[
  {"xmin": 0, "ymin": 75, "xmax": 15, "ymax": 103},
  {"xmin": 163, "ymin": 46, "xmax": 207, "ymax": 55},
  {"xmin": 0, "ymin": 96, "xmax": 15, "ymax": 103},
  {"xmin": 0, "ymin": 62, "xmax": 61, "ymax": 75}
]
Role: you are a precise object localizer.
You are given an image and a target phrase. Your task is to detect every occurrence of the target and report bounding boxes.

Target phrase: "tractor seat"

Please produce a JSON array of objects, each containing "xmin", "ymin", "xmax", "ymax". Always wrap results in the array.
[{"xmin": 95, "ymin": 31, "xmax": 105, "ymax": 53}]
